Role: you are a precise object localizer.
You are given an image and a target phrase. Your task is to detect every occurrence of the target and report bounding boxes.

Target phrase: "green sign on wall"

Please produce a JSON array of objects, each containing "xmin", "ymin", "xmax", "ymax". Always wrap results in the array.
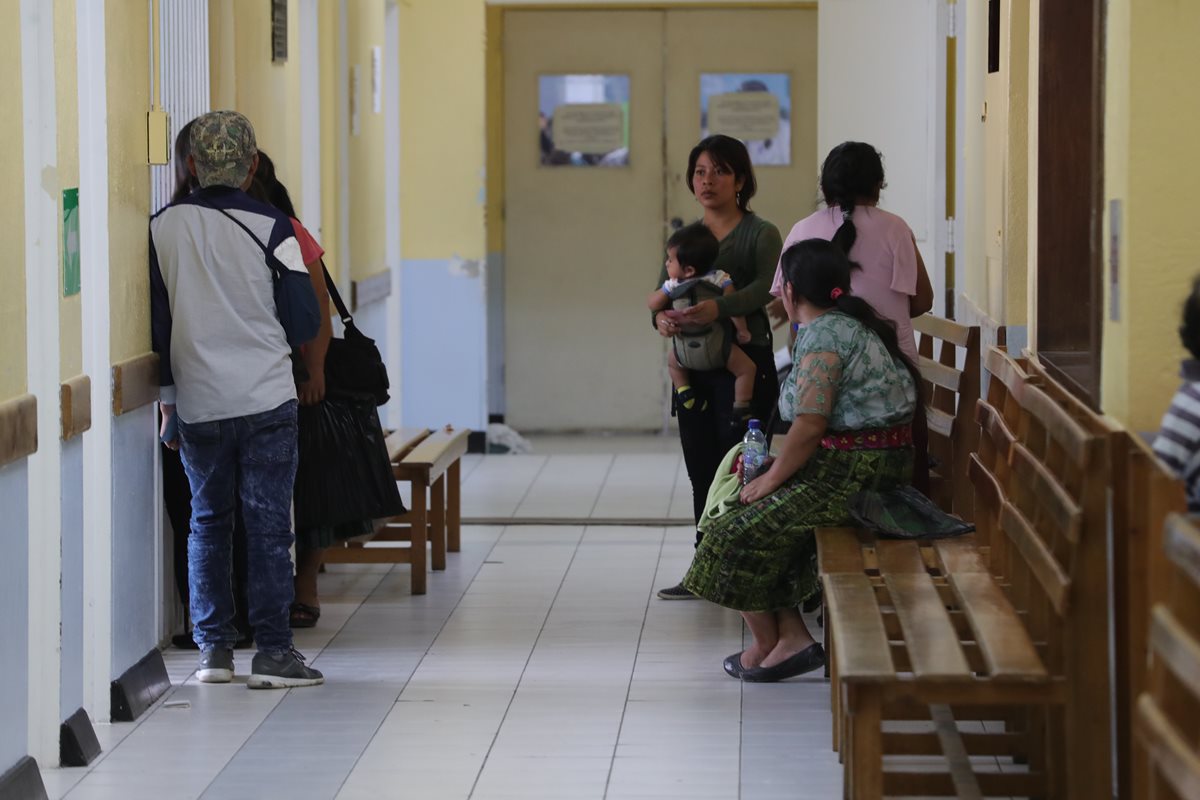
[{"xmin": 63, "ymin": 187, "xmax": 80, "ymax": 297}]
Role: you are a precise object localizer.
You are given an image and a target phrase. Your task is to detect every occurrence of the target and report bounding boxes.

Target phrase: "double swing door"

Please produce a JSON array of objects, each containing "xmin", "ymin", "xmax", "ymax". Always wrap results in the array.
[{"xmin": 504, "ymin": 8, "xmax": 817, "ymax": 431}]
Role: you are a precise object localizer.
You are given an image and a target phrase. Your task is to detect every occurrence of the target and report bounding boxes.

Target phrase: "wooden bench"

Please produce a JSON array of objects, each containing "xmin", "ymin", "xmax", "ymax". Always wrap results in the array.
[
  {"xmin": 323, "ymin": 426, "xmax": 470, "ymax": 595},
  {"xmin": 1137, "ymin": 513, "xmax": 1200, "ymax": 800},
  {"xmin": 821, "ymin": 350, "xmax": 1113, "ymax": 798},
  {"xmin": 1021, "ymin": 350, "xmax": 1190, "ymax": 799}
]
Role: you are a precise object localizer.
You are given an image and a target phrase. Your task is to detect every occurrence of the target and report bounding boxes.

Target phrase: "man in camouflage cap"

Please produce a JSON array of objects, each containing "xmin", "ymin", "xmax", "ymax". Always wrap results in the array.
[
  {"xmin": 189, "ymin": 109, "xmax": 259, "ymax": 189},
  {"xmin": 151, "ymin": 110, "xmax": 323, "ymax": 689}
]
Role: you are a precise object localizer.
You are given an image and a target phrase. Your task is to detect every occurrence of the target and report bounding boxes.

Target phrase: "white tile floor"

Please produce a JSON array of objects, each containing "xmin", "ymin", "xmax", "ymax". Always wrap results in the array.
[
  {"xmin": 40, "ymin": 438, "xmax": 1037, "ymax": 799},
  {"xmin": 41, "ymin": 439, "xmax": 847, "ymax": 800}
]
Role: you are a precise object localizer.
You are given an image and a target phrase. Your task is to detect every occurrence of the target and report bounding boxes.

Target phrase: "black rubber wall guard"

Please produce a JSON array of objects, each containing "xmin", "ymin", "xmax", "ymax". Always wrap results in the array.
[
  {"xmin": 109, "ymin": 648, "xmax": 171, "ymax": 722},
  {"xmin": 59, "ymin": 707, "xmax": 102, "ymax": 767},
  {"xmin": 0, "ymin": 756, "xmax": 48, "ymax": 800}
]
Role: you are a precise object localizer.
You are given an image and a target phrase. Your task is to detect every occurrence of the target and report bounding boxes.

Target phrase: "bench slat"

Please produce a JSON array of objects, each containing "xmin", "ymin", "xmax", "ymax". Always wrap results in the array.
[
  {"xmin": 1137, "ymin": 694, "xmax": 1200, "ymax": 800},
  {"xmin": 1165, "ymin": 513, "xmax": 1200, "ymax": 588},
  {"xmin": 386, "ymin": 427, "xmax": 431, "ymax": 462},
  {"xmin": 1021, "ymin": 384, "xmax": 1096, "ymax": 468},
  {"xmin": 1150, "ymin": 606, "xmax": 1200, "ymax": 701},
  {"xmin": 949, "ymin": 572, "xmax": 1047, "ymax": 679},
  {"xmin": 815, "ymin": 528, "xmax": 866, "ymax": 573},
  {"xmin": 884, "ymin": 574, "xmax": 972, "ymax": 679},
  {"xmin": 1011, "ymin": 442, "xmax": 1083, "ymax": 543},
  {"xmin": 975, "ymin": 399, "xmax": 1016, "ymax": 454},
  {"xmin": 398, "ymin": 428, "xmax": 471, "ymax": 477},
  {"xmin": 919, "ymin": 356, "xmax": 963, "ymax": 393},
  {"xmin": 914, "ymin": 314, "xmax": 976, "ymax": 348},
  {"xmin": 876, "ymin": 540, "xmax": 926, "ymax": 575},
  {"xmin": 927, "ymin": 407, "xmax": 955, "ymax": 438},
  {"xmin": 984, "ymin": 347, "xmax": 1034, "ymax": 401},
  {"xmin": 823, "ymin": 573, "xmax": 895, "ymax": 680},
  {"xmin": 999, "ymin": 502, "xmax": 1071, "ymax": 616},
  {"xmin": 934, "ymin": 537, "xmax": 988, "ymax": 574},
  {"xmin": 930, "ymin": 704, "xmax": 985, "ymax": 799}
]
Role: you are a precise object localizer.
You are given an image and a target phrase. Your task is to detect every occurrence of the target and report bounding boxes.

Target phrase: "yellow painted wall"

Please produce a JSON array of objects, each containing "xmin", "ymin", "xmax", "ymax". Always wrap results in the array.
[
  {"xmin": 347, "ymin": 0, "xmax": 386, "ymax": 280},
  {"xmin": 0, "ymin": 1, "xmax": 26, "ymax": 401},
  {"xmin": 106, "ymin": 0, "xmax": 153, "ymax": 363},
  {"xmin": 1002, "ymin": 0, "xmax": 1028, "ymax": 326},
  {"xmin": 318, "ymin": 0, "xmax": 340, "ymax": 281},
  {"xmin": 56, "ymin": 0, "xmax": 82, "ymax": 380},
  {"xmin": 209, "ymin": 0, "xmax": 304, "ymax": 201},
  {"xmin": 400, "ymin": 0, "xmax": 487, "ymax": 261},
  {"xmin": 1101, "ymin": 0, "xmax": 1200, "ymax": 432}
]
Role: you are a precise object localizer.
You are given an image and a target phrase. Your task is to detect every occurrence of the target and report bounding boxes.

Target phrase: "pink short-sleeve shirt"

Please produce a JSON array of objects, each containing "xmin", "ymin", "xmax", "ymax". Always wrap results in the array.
[
  {"xmin": 290, "ymin": 218, "xmax": 325, "ymax": 265},
  {"xmin": 770, "ymin": 206, "xmax": 919, "ymax": 361}
]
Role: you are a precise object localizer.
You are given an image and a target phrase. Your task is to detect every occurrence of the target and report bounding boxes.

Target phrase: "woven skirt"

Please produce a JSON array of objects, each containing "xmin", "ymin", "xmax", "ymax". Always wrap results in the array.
[{"xmin": 682, "ymin": 446, "xmax": 912, "ymax": 612}]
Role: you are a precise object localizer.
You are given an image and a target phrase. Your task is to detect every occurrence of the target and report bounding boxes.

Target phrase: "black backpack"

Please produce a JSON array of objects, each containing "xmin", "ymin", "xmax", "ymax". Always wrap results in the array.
[{"xmin": 669, "ymin": 277, "xmax": 732, "ymax": 372}]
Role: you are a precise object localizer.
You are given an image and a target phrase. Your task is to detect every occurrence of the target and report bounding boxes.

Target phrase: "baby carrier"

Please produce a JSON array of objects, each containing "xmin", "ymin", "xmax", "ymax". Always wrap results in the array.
[{"xmin": 669, "ymin": 277, "xmax": 732, "ymax": 372}]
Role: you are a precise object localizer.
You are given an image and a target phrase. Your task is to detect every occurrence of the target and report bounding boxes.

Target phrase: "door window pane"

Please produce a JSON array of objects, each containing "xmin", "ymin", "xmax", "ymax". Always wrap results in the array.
[
  {"xmin": 700, "ymin": 73, "xmax": 791, "ymax": 166},
  {"xmin": 538, "ymin": 74, "xmax": 630, "ymax": 167}
]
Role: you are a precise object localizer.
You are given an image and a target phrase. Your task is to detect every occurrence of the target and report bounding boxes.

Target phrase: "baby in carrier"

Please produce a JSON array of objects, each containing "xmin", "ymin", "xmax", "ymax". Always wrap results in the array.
[{"xmin": 647, "ymin": 222, "xmax": 757, "ymax": 428}]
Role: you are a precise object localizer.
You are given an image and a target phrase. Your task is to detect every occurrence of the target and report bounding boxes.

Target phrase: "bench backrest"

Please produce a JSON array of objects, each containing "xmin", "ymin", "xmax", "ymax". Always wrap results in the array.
[
  {"xmin": 975, "ymin": 346, "xmax": 1113, "ymax": 795},
  {"xmin": 1138, "ymin": 513, "xmax": 1200, "ymax": 800},
  {"xmin": 1024, "ymin": 350, "xmax": 1192, "ymax": 800},
  {"xmin": 913, "ymin": 314, "xmax": 981, "ymax": 521}
]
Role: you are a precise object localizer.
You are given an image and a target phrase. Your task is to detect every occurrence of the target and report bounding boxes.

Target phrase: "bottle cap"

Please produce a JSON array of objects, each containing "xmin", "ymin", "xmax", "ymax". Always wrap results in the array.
[{"xmin": 747, "ymin": 419, "xmax": 761, "ymax": 430}]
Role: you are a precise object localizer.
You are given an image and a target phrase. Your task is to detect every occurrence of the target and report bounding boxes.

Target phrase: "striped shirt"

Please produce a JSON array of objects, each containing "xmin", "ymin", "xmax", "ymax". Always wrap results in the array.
[
  {"xmin": 150, "ymin": 186, "xmax": 309, "ymax": 423},
  {"xmin": 1152, "ymin": 360, "xmax": 1200, "ymax": 511}
]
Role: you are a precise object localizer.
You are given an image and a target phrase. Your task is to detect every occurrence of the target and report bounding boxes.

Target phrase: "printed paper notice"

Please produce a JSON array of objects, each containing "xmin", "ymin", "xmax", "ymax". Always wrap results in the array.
[
  {"xmin": 551, "ymin": 104, "xmax": 626, "ymax": 155},
  {"xmin": 707, "ymin": 93, "xmax": 781, "ymax": 141}
]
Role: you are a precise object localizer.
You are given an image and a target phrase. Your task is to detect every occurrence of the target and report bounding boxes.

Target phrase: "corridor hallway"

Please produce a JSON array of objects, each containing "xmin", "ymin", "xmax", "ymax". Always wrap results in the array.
[{"xmin": 42, "ymin": 441, "xmax": 843, "ymax": 800}]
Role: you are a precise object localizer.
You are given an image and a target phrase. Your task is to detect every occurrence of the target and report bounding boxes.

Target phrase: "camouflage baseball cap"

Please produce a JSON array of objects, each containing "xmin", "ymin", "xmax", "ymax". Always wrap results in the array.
[{"xmin": 189, "ymin": 110, "xmax": 257, "ymax": 189}]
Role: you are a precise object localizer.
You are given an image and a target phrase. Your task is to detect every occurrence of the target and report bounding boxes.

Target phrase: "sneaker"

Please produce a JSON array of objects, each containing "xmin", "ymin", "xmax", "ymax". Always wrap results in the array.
[
  {"xmin": 247, "ymin": 648, "xmax": 324, "ymax": 689},
  {"xmin": 196, "ymin": 648, "xmax": 234, "ymax": 684},
  {"xmin": 656, "ymin": 583, "xmax": 698, "ymax": 600}
]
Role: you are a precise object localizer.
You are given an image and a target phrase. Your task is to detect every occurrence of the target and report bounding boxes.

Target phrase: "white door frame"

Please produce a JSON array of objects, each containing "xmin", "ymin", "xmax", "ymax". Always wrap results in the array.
[
  {"xmin": 77, "ymin": 0, "xmax": 114, "ymax": 724},
  {"xmin": 384, "ymin": 0, "xmax": 403, "ymax": 429},
  {"xmin": 21, "ymin": 0, "xmax": 63, "ymax": 763},
  {"xmin": 299, "ymin": 0, "xmax": 322, "ymax": 235}
]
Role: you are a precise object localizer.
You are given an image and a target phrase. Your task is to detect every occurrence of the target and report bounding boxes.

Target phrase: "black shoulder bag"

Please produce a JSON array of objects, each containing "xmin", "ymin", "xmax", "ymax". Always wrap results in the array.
[{"xmin": 323, "ymin": 264, "xmax": 391, "ymax": 407}]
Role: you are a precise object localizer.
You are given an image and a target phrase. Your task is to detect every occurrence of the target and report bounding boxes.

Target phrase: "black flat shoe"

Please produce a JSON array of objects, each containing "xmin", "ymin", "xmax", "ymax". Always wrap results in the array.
[
  {"xmin": 723, "ymin": 651, "xmax": 751, "ymax": 679},
  {"xmin": 741, "ymin": 643, "xmax": 826, "ymax": 683}
]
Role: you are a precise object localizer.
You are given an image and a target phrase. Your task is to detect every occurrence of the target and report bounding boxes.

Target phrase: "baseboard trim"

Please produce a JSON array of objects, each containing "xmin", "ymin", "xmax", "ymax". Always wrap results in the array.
[
  {"xmin": 60, "ymin": 707, "xmax": 102, "ymax": 767},
  {"xmin": 0, "ymin": 757, "xmax": 47, "ymax": 800},
  {"xmin": 110, "ymin": 648, "xmax": 171, "ymax": 722}
]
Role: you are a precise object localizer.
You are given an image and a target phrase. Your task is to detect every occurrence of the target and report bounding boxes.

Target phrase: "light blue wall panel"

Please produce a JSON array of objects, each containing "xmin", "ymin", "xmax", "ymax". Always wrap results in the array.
[
  {"xmin": 0, "ymin": 460, "xmax": 29, "ymax": 770},
  {"xmin": 60, "ymin": 438, "xmax": 85, "ymax": 717}
]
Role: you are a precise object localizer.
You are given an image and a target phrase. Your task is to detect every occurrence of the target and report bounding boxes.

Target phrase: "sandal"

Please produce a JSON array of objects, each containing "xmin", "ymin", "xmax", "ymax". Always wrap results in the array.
[{"xmin": 289, "ymin": 602, "xmax": 321, "ymax": 629}]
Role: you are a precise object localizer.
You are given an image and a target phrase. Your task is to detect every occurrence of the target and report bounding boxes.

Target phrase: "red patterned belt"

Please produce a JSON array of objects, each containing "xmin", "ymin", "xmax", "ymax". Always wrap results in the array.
[{"xmin": 820, "ymin": 424, "xmax": 913, "ymax": 451}]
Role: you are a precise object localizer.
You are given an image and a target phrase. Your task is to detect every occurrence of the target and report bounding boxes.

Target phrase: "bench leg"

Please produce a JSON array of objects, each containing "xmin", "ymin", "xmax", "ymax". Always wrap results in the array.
[
  {"xmin": 430, "ymin": 474, "xmax": 447, "ymax": 571},
  {"xmin": 447, "ymin": 459, "xmax": 461, "ymax": 553},
  {"xmin": 410, "ymin": 476, "xmax": 428, "ymax": 595},
  {"xmin": 848, "ymin": 685, "xmax": 883, "ymax": 800}
]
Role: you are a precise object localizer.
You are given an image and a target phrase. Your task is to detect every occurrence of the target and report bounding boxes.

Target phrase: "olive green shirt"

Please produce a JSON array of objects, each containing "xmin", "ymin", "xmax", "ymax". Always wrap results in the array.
[{"xmin": 654, "ymin": 214, "xmax": 783, "ymax": 347}]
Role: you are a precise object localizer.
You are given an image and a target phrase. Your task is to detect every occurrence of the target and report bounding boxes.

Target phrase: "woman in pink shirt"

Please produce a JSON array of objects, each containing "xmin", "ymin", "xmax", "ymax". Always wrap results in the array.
[
  {"xmin": 771, "ymin": 142, "xmax": 933, "ymax": 489},
  {"xmin": 770, "ymin": 141, "xmax": 933, "ymax": 360}
]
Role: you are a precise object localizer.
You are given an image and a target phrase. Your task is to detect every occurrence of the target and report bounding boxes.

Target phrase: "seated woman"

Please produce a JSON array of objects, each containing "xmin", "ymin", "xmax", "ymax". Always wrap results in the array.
[{"xmin": 682, "ymin": 238, "xmax": 920, "ymax": 682}]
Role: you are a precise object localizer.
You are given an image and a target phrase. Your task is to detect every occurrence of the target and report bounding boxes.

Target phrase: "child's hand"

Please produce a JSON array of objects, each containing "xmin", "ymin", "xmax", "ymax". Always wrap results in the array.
[{"xmin": 736, "ymin": 329, "xmax": 751, "ymax": 344}]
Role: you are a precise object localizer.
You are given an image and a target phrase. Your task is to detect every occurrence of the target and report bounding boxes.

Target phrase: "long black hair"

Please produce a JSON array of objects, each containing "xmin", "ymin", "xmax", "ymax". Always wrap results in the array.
[
  {"xmin": 819, "ymin": 141, "xmax": 885, "ymax": 259},
  {"xmin": 247, "ymin": 150, "xmax": 298, "ymax": 219},
  {"xmin": 780, "ymin": 238, "xmax": 922, "ymax": 396},
  {"xmin": 170, "ymin": 118, "xmax": 198, "ymax": 204},
  {"xmin": 687, "ymin": 134, "xmax": 757, "ymax": 213}
]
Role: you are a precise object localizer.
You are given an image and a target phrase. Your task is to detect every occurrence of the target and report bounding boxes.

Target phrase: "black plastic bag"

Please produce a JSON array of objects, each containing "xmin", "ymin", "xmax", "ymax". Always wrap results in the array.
[
  {"xmin": 847, "ymin": 485, "xmax": 975, "ymax": 540},
  {"xmin": 294, "ymin": 392, "xmax": 405, "ymax": 530}
]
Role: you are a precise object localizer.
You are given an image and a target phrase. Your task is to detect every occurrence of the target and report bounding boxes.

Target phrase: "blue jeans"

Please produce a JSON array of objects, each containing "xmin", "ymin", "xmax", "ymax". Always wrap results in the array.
[{"xmin": 179, "ymin": 400, "xmax": 298, "ymax": 653}]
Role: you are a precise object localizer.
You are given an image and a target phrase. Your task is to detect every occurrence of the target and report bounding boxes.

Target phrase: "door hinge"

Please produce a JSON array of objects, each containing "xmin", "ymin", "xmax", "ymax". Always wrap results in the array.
[
  {"xmin": 947, "ymin": 1, "xmax": 957, "ymax": 39},
  {"xmin": 946, "ymin": 217, "xmax": 957, "ymax": 254}
]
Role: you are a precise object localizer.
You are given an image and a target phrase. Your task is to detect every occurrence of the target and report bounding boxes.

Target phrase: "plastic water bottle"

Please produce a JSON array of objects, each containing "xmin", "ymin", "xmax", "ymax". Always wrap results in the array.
[{"xmin": 742, "ymin": 419, "xmax": 768, "ymax": 486}]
